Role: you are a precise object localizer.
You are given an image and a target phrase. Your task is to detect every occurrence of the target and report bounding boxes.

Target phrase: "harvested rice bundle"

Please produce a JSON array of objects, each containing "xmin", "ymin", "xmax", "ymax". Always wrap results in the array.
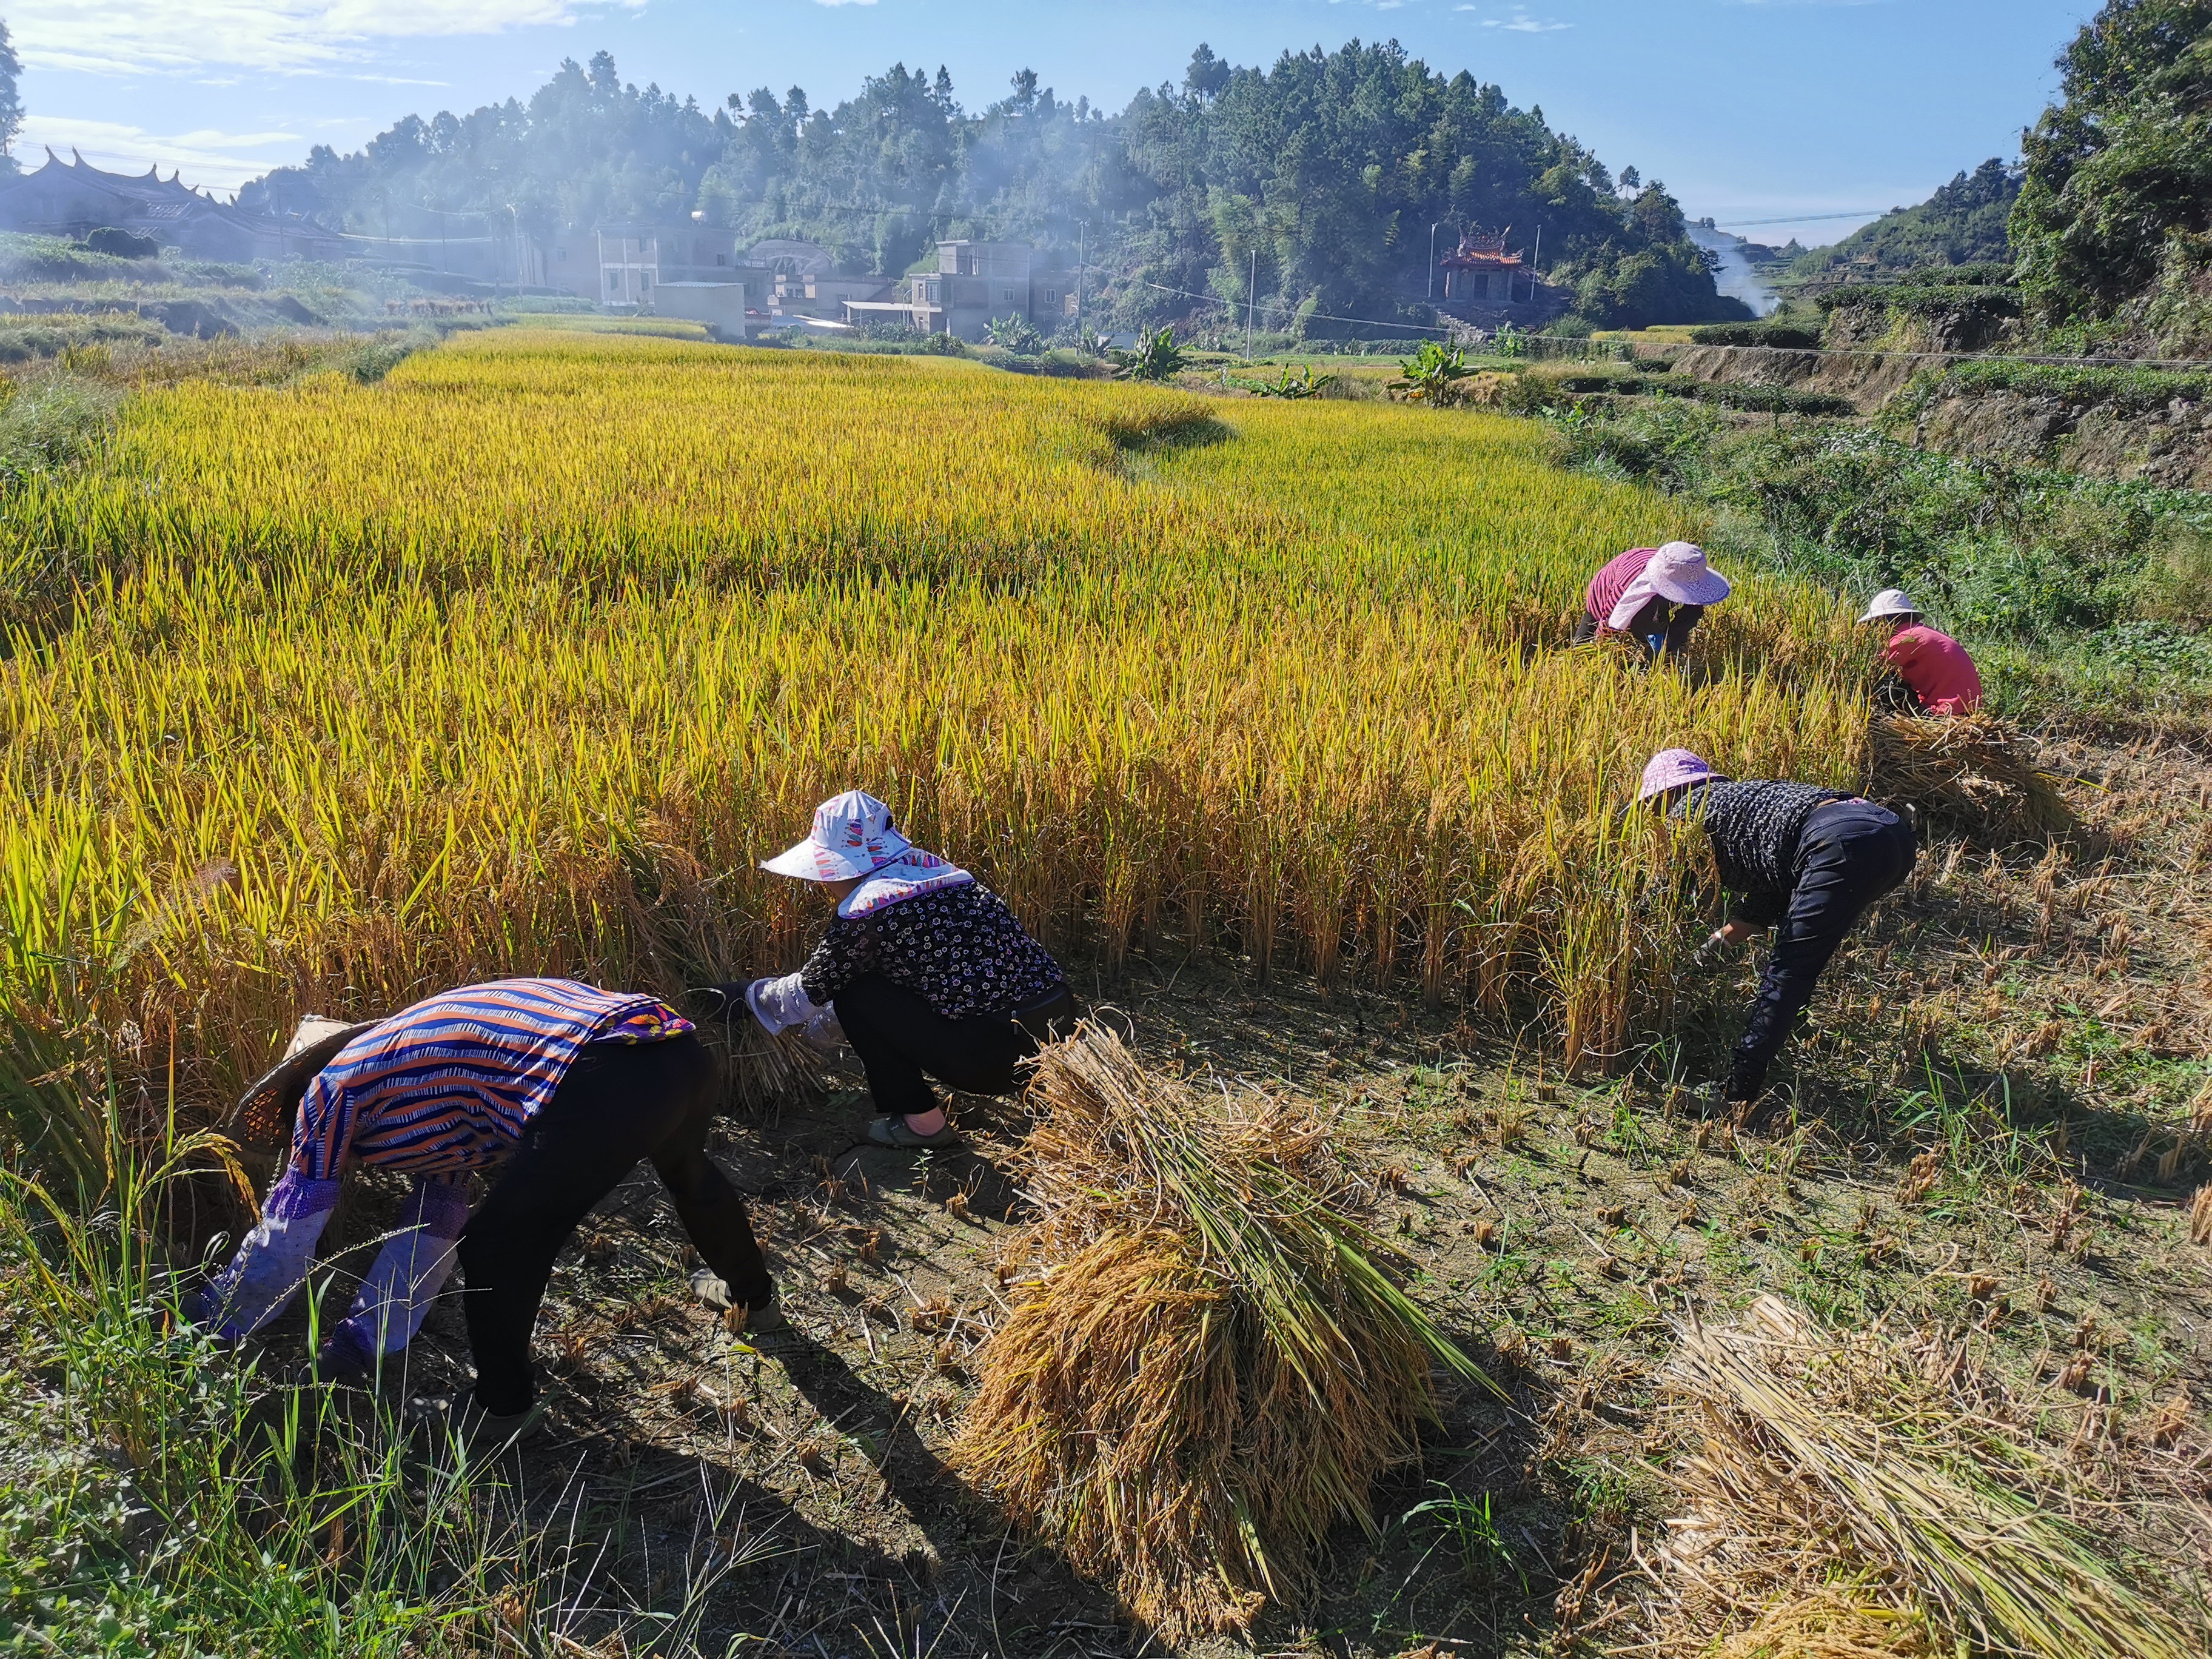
[
  {"xmin": 1866, "ymin": 712, "xmax": 2074, "ymax": 840},
  {"xmin": 1716, "ymin": 1592, "xmax": 1936, "ymax": 1659},
  {"xmin": 951, "ymin": 1025, "xmax": 1484, "ymax": 1640},
  {"xmin": 1655, "ymin": 1296, "xmax": 2207, "ymax": 1659}
]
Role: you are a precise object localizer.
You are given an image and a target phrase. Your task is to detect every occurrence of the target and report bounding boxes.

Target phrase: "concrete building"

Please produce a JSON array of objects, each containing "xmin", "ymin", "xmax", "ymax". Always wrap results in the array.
[
  {"xmin": 842, "ymin": 240, "xmax": 1071, "ymax": 341},
  {"xmin": 584, "ymin": 223, "xmax": 747, "ymax": 307},
  {"xmin": 533, "ymin": 223, "xmax": 752, "ymax": 306},
  {"xmin": 654, "ymin": 280, "xmax": 759, "ymax": 341},
  {"xmin": 0, "ymin": 149, "xmax": 343, "ymax": 262}
]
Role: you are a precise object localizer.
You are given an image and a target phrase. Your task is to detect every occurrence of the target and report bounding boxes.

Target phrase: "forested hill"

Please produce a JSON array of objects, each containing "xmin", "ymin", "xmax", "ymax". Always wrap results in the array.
[
  {"xmin": 1118, "ymin": 44, "xmax": 1740, "ymax": 332},
  {"xmin": 1785, "ymin": 159, "xmax": 2021, "ymax": 282},
  {"xmin": 241, "ymin": 39, "xmax": 1744, "ymax": 335}
]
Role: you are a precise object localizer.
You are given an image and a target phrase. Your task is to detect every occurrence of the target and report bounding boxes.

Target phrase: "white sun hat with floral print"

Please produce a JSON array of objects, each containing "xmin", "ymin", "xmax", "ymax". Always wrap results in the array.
[{"xmin": 762, "ymin": 790, "xmax": 914, "ymax": 882}]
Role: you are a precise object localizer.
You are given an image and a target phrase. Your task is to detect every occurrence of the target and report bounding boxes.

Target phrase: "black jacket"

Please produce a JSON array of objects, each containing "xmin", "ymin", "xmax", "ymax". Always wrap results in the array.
[{"xmin": 1671, "ymin": 779, "xmax": 1849, "ymax": 925}]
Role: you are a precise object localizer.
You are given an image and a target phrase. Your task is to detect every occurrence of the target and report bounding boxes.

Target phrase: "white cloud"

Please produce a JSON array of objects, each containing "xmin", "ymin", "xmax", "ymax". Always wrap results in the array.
[
  {"xmin": 1472, "ymin": 5, "xmax": 1572, "ymax": 29},
  {"xmin": 13, "ymin": 0, "xmax": 646, "ymax": 78},
  {"xmin": 16, "ymin": 116, "xmax": 309, "ymax": 193}
]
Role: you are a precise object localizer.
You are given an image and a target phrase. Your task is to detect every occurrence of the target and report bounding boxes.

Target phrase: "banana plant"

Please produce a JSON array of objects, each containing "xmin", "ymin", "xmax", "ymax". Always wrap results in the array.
[
  {"xmin": 1389, "ymin": 340, "xmax": 1474, "ymax": 407},
  {"xmin": 1232, "ymin": 363, "xmax": 1337, "ymax": 399},
  {"xmin": 1110, "ymin": 326, "xmax": 1188, "ymax": 382}
]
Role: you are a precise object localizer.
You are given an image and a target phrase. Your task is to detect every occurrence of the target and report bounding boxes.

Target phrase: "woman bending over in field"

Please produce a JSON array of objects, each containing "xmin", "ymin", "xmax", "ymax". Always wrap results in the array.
[
  {"xmin": 1637, "ymin": 750, "xmax": 1917, "ymax": 1117},
  {"xmin": 196, "ymin": 977, "xmax": 776, "ymax": 1452},
  {"xmin": 733, "ymin": 790, "xmax": 1079, "ymax": 1150},
  {"xmin": 1571, "ymin": 541, "xmax": 1731, "ymax": 662},
  {"xmin": 1857, "ymin": 588, "xmax": 1984, "ymax": 717}
]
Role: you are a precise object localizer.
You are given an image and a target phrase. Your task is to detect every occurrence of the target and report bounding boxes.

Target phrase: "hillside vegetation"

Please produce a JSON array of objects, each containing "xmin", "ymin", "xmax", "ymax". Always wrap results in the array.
[
  {"xmin": 1786, "ymin": 159, "xmax": 2021, "ymax": 284},
  {"xmin": 2013, "ymin": 0, "xmax": 2212, "ymax": 351},
  {"xmin": 246, "ymin": 39, "xmax": 1746, "ymax": 338}
]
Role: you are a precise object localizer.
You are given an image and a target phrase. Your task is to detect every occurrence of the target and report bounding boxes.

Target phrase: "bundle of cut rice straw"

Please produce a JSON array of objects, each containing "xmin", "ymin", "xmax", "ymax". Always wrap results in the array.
[
  {"xmin": 1866, "ymin": 712, "xmax": 2074, "ymax": 840},
  {"xmin": 951, "ymin": 1024, "xmax": 1487, "ymax": 1640},
  {"xmin": 1652, "ymin": 1296, "xmax": 2208, "ymax": 1659}
]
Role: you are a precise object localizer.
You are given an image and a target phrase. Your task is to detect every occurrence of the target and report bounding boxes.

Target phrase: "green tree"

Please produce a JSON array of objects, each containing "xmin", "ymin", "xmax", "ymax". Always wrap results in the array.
[
  {"xmin": 1786, "ymin": 159, "xmax": 2020, "ymax": 281},
  {"xmin": 1113, "ymin": 40, "xmax": 1742, "ymax": 336},
  {"xmin": 0, "ymin": 19, "xmax": 22, "ymax": 173},
  {"xmin": 2011, "ymin": 0, "xmax": 2212, "ymax": 326}
]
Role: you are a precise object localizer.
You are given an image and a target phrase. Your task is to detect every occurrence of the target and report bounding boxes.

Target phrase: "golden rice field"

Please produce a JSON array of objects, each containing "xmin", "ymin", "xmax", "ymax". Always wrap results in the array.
[{"xmin": 1, "ymin": 328, "xmax": 1875, "ymax": 1116}]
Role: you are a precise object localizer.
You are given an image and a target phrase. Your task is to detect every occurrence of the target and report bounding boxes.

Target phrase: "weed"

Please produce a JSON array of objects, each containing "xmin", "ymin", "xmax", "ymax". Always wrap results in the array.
[{"xmin": 1397, "ymin": 1484, "xmax": 1526, "ymax": 1593}]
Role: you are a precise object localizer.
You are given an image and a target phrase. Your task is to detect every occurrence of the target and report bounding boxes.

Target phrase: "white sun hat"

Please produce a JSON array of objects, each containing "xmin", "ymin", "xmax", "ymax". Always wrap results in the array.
[
  {"xmin": 761, "ymin": 789, "xmax": 913, "ymax": 882},
  {"xmin": 1646, "ymin": 541, "xmax": 1732, "ymax": 607},
  {"xmin": 1858, "ymin": 587, "xmax": 1921, "ymax": 623}
]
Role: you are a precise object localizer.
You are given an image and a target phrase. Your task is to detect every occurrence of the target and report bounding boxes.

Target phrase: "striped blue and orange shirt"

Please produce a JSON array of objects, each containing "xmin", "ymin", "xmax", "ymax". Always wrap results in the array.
[{"xmin": 289, "ymin": 978, "xmax": 695, "ymax": 1182}]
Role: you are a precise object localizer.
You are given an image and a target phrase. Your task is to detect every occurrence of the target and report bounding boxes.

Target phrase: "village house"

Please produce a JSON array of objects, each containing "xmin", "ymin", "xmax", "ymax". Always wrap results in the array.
[
  {"xmin": 843, "ymin": 240, "xmax": 1071, "ymax": 340},
  {"xmin": 0, "ymin": 149, "xmax": 343, "ymax": 262},
  {"xmin": 538, "ymin": 222, "xmax": 751, "ymax": 307}
]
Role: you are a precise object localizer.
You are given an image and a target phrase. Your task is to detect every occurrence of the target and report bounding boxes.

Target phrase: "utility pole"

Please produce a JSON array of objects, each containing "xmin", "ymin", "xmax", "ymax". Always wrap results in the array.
[
  {"xmin": 1075, "ymin": 222, "xmax": 1086, "ymax": 342},
  {"xmin": 1245, "ymin": 246, "xmax": 1256, "ymax": 361},
  {"xmin": 1429, "ymin": 221, "xmax": 1439, "ymax": 301},
  {"xmin": 1530, "ymin": 223, "xmax": 1541, "ymax": 305}
]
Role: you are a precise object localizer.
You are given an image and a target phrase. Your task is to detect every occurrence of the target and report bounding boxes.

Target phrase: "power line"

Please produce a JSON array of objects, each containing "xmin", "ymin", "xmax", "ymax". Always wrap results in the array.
[
  {"xmin": 1141, "ymin": 281, "xmax": 1449, "ymax": 337},
  {"xmin": 1704, "ymin": 209, "xmax": 1891, "ymax": 229}
]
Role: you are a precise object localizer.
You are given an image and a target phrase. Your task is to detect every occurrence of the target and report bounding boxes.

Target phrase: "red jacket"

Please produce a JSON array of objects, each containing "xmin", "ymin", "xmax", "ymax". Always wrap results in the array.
[{"xmin": 1886, "ymin": 625, "xmax": 1982, "ymax": 715}]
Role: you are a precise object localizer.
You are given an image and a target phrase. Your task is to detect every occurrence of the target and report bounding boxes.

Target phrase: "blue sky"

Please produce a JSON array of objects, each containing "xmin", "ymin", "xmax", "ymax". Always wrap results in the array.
[{"xmin": 24, "ymin": 0, "xmax": 2094, "ymax": 247}]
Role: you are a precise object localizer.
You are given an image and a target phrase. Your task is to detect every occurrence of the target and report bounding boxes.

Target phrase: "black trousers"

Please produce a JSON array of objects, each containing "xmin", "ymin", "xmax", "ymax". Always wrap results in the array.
[
  {"xmin": 836, "ymin": 974, "xmax": 1075, "ymax": 1120},
  {"xmin": 1729, "ymin": 800, "xmax": 1918, "ymax": 1101},
  {"xmin": 455, "ymin": 1034, "xmax": 770, "ymax": 1415}
]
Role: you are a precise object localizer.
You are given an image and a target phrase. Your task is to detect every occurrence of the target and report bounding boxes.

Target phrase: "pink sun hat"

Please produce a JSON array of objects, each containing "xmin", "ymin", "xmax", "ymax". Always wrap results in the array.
[
  {"xmin": 762, "ymin": 789, "xmax": 914, "ymax": 882},
  {"xmin": 1638, "ymin": 748, "xmax": 1726, "ymax": 803},
  {"xmin": 1646, "ymin": 541, "xmax": 1731, "ymax": 608}
]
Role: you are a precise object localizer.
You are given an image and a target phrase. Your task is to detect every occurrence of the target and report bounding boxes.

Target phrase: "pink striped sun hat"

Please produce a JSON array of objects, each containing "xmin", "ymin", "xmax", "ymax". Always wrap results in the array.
[
  {"xmin": 1638, "ymin": 748, "xmax": 1726, "ymax": 803},
  {"xmin": 762, "ymin": 790, "xmax": 914, "ymax": 882}
]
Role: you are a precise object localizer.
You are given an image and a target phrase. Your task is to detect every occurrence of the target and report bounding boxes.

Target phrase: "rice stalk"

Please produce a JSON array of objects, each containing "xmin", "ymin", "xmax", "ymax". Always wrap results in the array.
[
  {"xmin": 1866, "ymin": 712, "xmax": 2074, "ymax": 841},
  {"xmin": 0, "ymin": 330, "xmax": 1872, "ymax": 1141},
  {"xmin": 1715, "ymin": 1591, "xmax": 1936, "ymax": 1658},
  {"xmin": 1658, "ymin": 1295, "xmax": 2208, "ymax": 1659},
  {"xmin": 952, "ymin": 1024, "xmax": 1486, "ymax": 1640}
]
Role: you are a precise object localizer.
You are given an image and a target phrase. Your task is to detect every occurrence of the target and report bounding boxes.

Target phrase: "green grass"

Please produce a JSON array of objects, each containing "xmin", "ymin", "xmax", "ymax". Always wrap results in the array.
[{"xmin": 1899, "ymin": 357, "xmax": 2212, "ymax": 417}]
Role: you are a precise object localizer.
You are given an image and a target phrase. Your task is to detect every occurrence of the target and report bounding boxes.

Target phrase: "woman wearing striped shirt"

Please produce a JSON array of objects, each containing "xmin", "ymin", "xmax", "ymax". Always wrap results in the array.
[
  {"xmin": 196, "ymin": 977, "xmax": 775, "ymax": 1449},
  {"xmin": 1569, "ymin": 541, "xmax": 1732, "ymax": 662}
]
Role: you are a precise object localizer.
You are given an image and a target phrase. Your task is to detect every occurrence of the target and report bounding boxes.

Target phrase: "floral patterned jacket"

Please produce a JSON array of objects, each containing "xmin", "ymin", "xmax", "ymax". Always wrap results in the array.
[{"xmin": 799, "ymin": 882, "xmax": 1064, "ymax": 1019}]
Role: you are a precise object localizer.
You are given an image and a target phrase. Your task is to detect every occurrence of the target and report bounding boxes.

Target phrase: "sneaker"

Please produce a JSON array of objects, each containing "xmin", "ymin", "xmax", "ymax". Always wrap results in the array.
[
  {"xmin": 739, "ymin": 1290, "xmax": 786, "ymax": 1335},
  {"xmin": 693, "ymin": 1269, "xmax": 785, "ymax": 1335},
  {"xmin": 407, "ymin": 1394, "xmax": 544, "ymax": 1460},
  {"xmin": 1689, "ymin": 1081, "xmax": 1739, "ymax": 1119},
  {"xmin": 865, "ymin": 1114, "xmax": 962, "ymax": 1151}
]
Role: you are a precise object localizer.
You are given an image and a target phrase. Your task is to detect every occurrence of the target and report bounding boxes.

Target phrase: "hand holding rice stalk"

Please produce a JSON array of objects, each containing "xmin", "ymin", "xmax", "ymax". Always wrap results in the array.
[{"xmin": 951, "ymin": 1024, "xmax": 1493, "ymax": 1640}]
